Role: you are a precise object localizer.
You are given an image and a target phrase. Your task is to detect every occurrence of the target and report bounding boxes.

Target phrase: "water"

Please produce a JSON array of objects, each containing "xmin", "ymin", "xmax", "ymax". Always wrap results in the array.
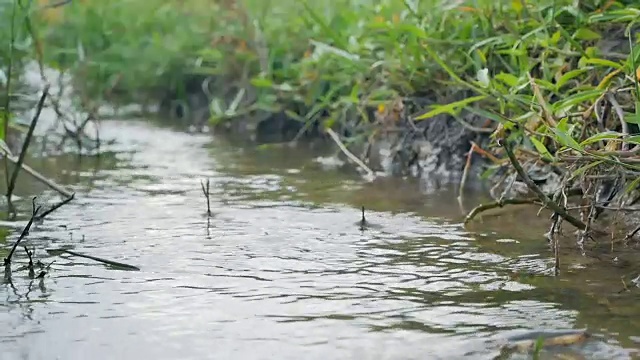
[{"xmin": 1, "ymin": 118, "xmax": 639, "ymax": 360}]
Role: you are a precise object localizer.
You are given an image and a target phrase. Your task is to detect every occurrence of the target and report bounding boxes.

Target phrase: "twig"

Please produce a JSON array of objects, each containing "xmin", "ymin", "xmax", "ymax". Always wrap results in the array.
[
  {"xmin": 470, "ymin": 141, "xmax": 503, "ymax": 164},
  {"xmin": 3, "ymin": 0, "xmax": 18, "ymax": 192},
  {"xmin": 458, "ymin": 142, "xmax": 475, "ymax": 202},
  {"xmin": 7, "ymin": 85, "xmax": 50, "ymax": 203},
  {"xmin": 3, "ymin": 198, "xmax": 42, "ymax": 268},
  {"xmin": 498, "ymin": 139, "xmax": 588, "ymax": 231},
  {"xmin": 46, "ymin": 248, "xmax": 140, "ymax": 271},
  {"xmin": 200, "ymin": 179, "xmax": 211, "ymax": 217},
  {"xmin": 325, "ymin": 128, "xmax": 375, "ymax": 179},
  {"xmin": 24, "ymin": 246, "xmax": 35, "ymax": 278},
  {"xmin": 464, "ymin": 197, "xmax": 541, "ymax": 224},
  {"xmin": 528, "ymin": 73, "xmax": 557, "ymax": 127},
  {"xmin": 624, "ymin": 224, "xmax": 640, "ymax": 243},
  {"xmin": 0, "ymin": 147, "xmax": 73, "ymax": 198},
  {"xmin": 551, "ymin": 216, "xmax": 560, "ymax": 276},
  {"xmin": 35, "ymin": 193, "xmax": 75, "ymax": 221}
]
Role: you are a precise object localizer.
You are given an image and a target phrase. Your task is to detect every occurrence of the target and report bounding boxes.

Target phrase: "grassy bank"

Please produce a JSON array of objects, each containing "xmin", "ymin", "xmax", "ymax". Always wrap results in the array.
[{"xmin": 7, "ymin": 0, "xmax": 640, "ymax": 246}]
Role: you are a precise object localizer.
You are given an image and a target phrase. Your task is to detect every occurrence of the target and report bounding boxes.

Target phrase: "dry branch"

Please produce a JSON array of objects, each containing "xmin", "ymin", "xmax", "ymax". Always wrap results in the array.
[
  {"xmin": 200, "ymin": 179, "xmax": 212, "ymax": 217},
  {"xmin": 46, "ymin": 248, "xmax": 140, "ymax": 271},
  {"xmin": 35, "ymin": 193, "xmax": 75, "ymax": 221},
  {"xmin": 3, "ymin": 198, "xmax": 41, "ymax": 268},
  {"xmin": 325, "ymin": 128, "xmax": 375, "ymax": 179},
  {"xmin": 499, "ymin": 139, "xmax": 589, "ymax": 231},
  {"xmin": 0, "ymin": 148, "xmax": 74, "ymax": 198},
  {"xmin": 7, "ymin": 85, "xmax": 50, "ymax": 203}
]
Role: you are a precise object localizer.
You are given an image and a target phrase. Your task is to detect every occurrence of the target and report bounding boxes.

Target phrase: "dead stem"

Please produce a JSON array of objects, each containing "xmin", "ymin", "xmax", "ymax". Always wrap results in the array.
[
  {"xmin": 46, "ymin": 248, "xmax": 140, "ymax": 271},
  {"xmin": 552, "ymin": 217, "xmax": 560, "ymax": 276},
  {"xmin": 464, "ymin": 198, "xmax": 541, "ymax": 224},
  {"xmin": 35, "ymin": 193, "xmax": 76, "ymax": 221},
  {"xmin": 3, "ymin": 198, "xmax": 42, "ymax": 271},
  {"xmin": 0, "ymin": 146, "xmax": 74, "ymax": 198},
  {"xmin": 325, "ymin": 128, "xmax": 375, "ymax": 179},
  {"xmin": 200, "ymin": 178, "xmax": 212, "ymax": 217},
  {"xmin": 624, "ymin": 224, "xmax": 640, "ymax": 243},
  {"xmin": 457, "ymin": 142, "xmax": 475, "ymax": 202},
  {"xmin": 24, "ymin": 246, "xmax": 35, "ymax": 279},
  {"xmin": 499, "ymin": 139, "xmax": 589, "ymax": 231},
  {"xmin": 6, "ymin": 85, "xmax": 50, "ymax": 208}
]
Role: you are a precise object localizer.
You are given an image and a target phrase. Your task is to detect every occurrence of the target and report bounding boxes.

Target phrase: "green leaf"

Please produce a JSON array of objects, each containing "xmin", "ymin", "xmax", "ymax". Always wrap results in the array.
[
  {"xmin": 551, "ymin": 118, "xmax": 583, "ymax": 152},
  {"xmin": 301, "ymin": 2, "xmax": 348, "ymax": 50},
  {"xmin": 571, "ymin": 160, "xmax": 604, "ymax": 179},
  {"xmin": 574, "ymin": 28, "xmax": 601, "ymax": 41},
  {"xmin": 553, "ymin": 89, "xmax": 605, "ymax": 111},
  {"xmin": 625, "ymin": 110, "xmax": 640, "ymax": 124},
  {"xmin": 495, "ymin": 73, "xmax": 520, "ymax": 87},
  {"xmin": 464, "ymin": 107, "xmax": 509, "ymax": 124},
  {"xmin": 534, "ymin": 78, "xmax": 556, "ymax": 91},
  {"xmin": 557, "ymin": 68, "xmax": 590, "ymax": 89},
  {"xmin": 251, "ymin": 77, "xmax": 274, "ymax": 88},
  {"xmin": 530, "ymin": 137, "xmax": 555, "ymax": 161},
  {"xmin": 415, "ymin": 96, "xmax": 487, "ymax": 121},
  {"xmin": 625, "ymin": 135, "xmax": 640, "ymax": 145},
  {"xmin": 580, "ymin": 58, "xmax": 624, "ymax": 70},
  {"xmin": 580, "ymin": 131, "xmax": 624, "ymax": 146},
  {"xmin": 624, "ymin": 175, "xmax": 640, "ymax": 195}
]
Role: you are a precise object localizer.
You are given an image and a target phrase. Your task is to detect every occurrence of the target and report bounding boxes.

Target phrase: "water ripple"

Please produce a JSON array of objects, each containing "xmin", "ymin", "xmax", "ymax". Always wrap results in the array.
[{"xmin": 0, "ymin": 120, "xmax": 636, "ymax": 360}]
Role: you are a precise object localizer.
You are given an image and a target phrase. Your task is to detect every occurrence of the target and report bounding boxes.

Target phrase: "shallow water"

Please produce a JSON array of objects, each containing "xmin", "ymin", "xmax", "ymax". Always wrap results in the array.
[{"xmin": 1, "ymin": 119, "xmax": 639, "ymax": 360}]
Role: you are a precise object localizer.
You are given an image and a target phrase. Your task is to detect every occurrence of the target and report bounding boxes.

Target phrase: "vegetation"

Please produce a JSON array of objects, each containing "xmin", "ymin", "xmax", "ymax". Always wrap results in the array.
[
  {"xmin": 3, "ymin": 0, "xmax": 640, "ymax": 243},
  {"xmin": 0, "ymin": 0, "xmax": 77, "ymax": 220}
]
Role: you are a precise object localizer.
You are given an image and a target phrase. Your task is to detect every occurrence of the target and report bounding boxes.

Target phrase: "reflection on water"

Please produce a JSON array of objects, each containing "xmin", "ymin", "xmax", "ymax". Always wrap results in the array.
[{"xmin": 0, "ymin": 119, "xmax": 639, "ymax": 360}]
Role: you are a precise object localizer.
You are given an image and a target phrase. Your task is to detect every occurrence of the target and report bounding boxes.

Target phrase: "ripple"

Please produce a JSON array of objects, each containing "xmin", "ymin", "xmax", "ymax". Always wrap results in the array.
[{"xmin": 0, "ymin": 119, "xmax": 636, "ymax": 360}]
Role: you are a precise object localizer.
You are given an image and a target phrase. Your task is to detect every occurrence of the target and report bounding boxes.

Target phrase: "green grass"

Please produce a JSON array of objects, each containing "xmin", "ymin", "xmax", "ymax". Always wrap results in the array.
[{"xmin": 6, "ymin": 0, "xmax": 640, "ymax": 229}]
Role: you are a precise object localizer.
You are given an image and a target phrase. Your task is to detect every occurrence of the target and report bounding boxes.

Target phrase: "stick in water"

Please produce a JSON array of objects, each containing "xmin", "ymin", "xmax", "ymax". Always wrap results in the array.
[
  {"xmin": 35, "ymin": 193, "xmax": 75, "ymax": 221},
  {"xmin": 200, "ymin": 178, "xmax": 211, "ymax": 217},
  {"xmin": 4, "ymin": 198, "xmax": 41, "ymax": 267},
  {"xmin": 325, "ymin": 128, "xmax": 375, "ymax": 179},
  {"xmin": 46, "ymin": 248, "xmax": 140, "ymax": 271},
  {"xmin": 7, "ymin": 85, "xmax": 50, "ymax": 203}
]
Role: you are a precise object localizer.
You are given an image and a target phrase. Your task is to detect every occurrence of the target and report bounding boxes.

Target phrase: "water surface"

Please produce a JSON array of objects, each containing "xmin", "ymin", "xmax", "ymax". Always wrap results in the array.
[{"xmin": 1, "ymin": 119, "xmax": 639, "ymax": 360}]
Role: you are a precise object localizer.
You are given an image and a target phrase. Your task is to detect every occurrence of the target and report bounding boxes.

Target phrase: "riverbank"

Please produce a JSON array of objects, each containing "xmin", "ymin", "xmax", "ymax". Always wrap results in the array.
[{"xmin": 8, "ymin": 0, "xmax": 640, "ymax": 247}]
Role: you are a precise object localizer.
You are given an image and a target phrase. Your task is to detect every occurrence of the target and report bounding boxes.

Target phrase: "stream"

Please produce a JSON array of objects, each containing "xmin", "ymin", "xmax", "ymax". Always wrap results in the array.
[{"xmin": 1, "ymin": 118, "xmax": 640, "ymax": 360}]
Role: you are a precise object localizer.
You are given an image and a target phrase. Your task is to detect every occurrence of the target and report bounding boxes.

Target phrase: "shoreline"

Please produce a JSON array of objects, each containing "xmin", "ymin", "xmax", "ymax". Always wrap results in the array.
[{"xmin": 5, "ymin": 0, "xmax": 640, "ymax": 250}]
